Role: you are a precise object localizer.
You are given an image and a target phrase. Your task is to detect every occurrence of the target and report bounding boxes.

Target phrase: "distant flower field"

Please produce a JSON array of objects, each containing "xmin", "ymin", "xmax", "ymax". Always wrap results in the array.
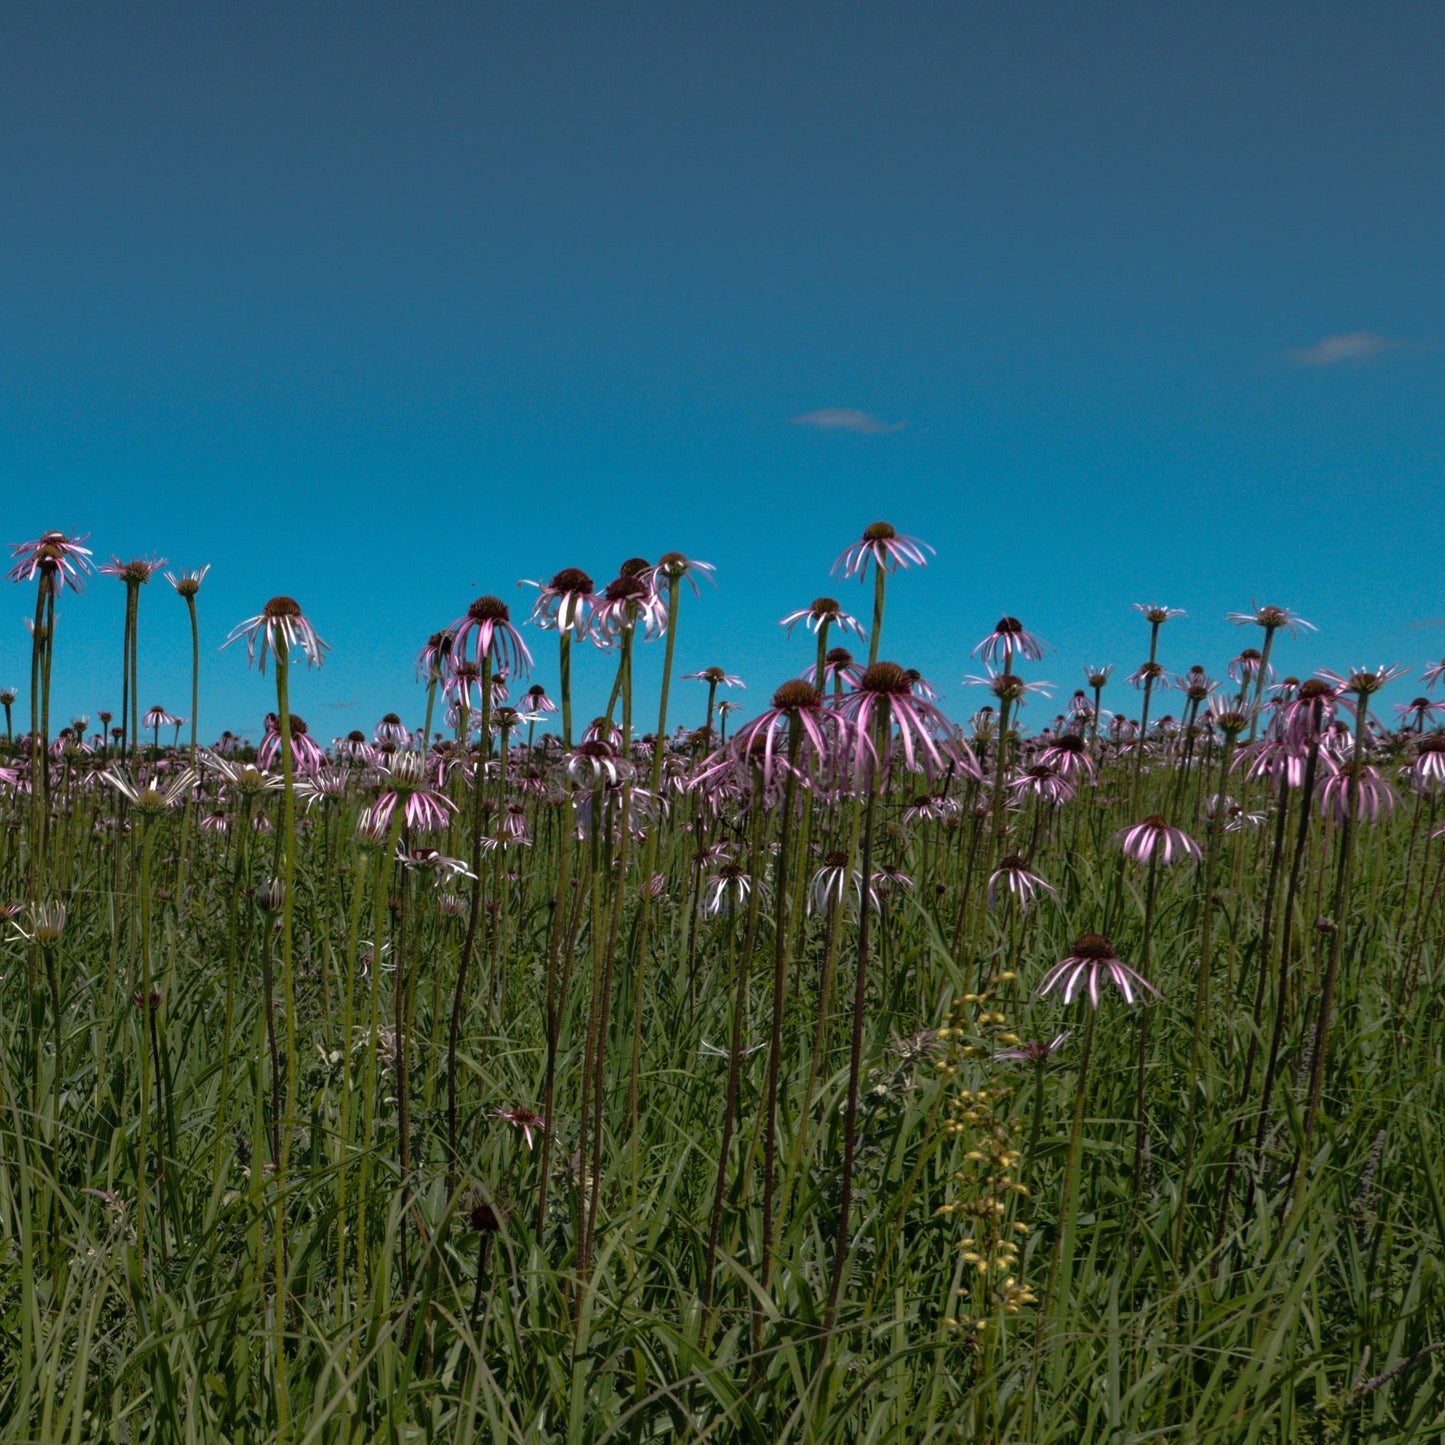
[{"xmin": 1, "ymin": 525, "xmax": 1443, "ymax": 1441}]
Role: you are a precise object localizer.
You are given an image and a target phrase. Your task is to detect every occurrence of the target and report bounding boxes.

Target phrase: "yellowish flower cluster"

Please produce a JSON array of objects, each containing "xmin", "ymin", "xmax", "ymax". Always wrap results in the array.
[{"xmin": 934, "ymin": 986, "xmax": 1038, "ymax": 1336}]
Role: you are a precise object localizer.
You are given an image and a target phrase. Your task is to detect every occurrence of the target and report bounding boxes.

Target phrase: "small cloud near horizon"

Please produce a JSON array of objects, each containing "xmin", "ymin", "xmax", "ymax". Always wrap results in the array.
[
  {"xmin": 790, "ymin": 408, "xmax": 904, "ymax": 434},
  {"xmin": 1286, "ymin": 332, "xmax": 1412, "ymax": 367}
]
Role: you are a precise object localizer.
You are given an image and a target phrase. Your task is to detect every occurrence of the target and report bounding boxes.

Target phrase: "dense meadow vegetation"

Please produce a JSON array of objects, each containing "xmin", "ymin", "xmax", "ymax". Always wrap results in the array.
[{"xmin": 2, "ymin": 526, "xmax": 1444, "ymax": 1442}]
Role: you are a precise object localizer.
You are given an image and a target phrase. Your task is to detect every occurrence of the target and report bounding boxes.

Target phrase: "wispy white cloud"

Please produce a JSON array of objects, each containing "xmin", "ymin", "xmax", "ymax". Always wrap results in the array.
[
  {"xmin": 790, "ymin": 408, "xmax": 903, "ymax": 434},
  {"xmin": 1407, "ymin": 618, "xmax": 1445, "ymax": 630},
  {"xmin": 1286, "ymin": 332, "xmax": 1408, "ymax": 367}
]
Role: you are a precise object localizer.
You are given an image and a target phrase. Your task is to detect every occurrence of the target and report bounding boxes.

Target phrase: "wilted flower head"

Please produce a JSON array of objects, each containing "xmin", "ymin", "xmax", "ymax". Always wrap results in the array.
[
  {"xmin": 492, "ymin": 1105, "xmax": 547, "ymax": 1149},
  {"xmin": 224, "ymin": 596, "xmax": 330, "ymax": 673}
]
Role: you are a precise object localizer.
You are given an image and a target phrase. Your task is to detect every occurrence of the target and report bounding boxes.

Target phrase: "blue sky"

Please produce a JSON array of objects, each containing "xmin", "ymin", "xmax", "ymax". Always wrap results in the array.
[{"xmin": 3, "ymin": 3, "xmax": 1441, "ymax": 741}]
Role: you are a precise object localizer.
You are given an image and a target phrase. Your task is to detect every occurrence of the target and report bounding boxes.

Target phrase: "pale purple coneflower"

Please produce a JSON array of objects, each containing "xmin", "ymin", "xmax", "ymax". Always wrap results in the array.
[
  {"xmin": 522, "ymin": 567, "xmax": 598, "ymax": 637},
  {"xmin": 780, "ymin": 597, "xmax": 866, "ymax": 639},
  {"xmin": 372, "ymin": 749, "xmax": 458, "ymax": 834},
  {"xmin": 100, "ymin": 554, "xmax": 167, "ymax": 587},
  {"xmin": 1317, "ymin": 762, "xmax": 1398, "ymax": 824},
  {"xmin": 839, "ymin": 661, "xmax": 955, "ymax": 781},
  {"xmin": 809, "ymin": 647, "xmax": 864, "ymax": 691},
  {"xmin": 1406, "ymin": 735, "xmax": 1445, "ymax": 792},
  {"xmin": 492, "ymin": 1105, "xmax": 547, "ymax": 1150},
  {"xmin": 971, "ymin": 616, "xmax": 1050, "ymax": 667},
  {"xmin": 523, "ymin": 683, "xmax": 558, "ymax": 715},
  {"xmin": 415, "ymin": 628, "xmax": 456, "ymax": 683},
  {"xmin": 102, "ymin": 765, "xmax": 197, "ymax": 814},
  {"xmin": 591, "ymin": 574, "xmax": 667, "ymax": 645},
  {"xmin": 1315, "ymin": 664, "xmax": 1412, "ymax": 704},
  {"xmin": 8, "ymin": 531, "xmax": 95, "ymax": 595},
  {"xmin": 704, "ymin": 862, "xmax": 758, "ymax": 916},
  {"xmin": 1116, "ymin": 815, "xmax": 1203, "ymax": 866},
  {"xmin": 683, "ymin": 666, "xmax": 745, "ymax": 690},
  {"xmin": 258, "ymin": 713, "xmax": 326, "ymax": 775},
  {"xmin": 1036, "ymin": 934, "xmax": 1159, "ymax": 1008},
  {"xmin": 645, "ymin": 552, "xmax": 716, "ymax": 597},
  {"xmin": 1008, "ymin": 763, "xmax": 1075, "ymax": 807},
  {"xmin": 224, "ymin": 595, "xmax": 329, "ymax": 673},
  {"xmin": 449, "ymin": 596, "xmax": 533, "ymax": 678},
  {"xmin": 1423, "ymin": 658, "xmax": 1445, "ymax": 691},
  {"xmin": 831, "ymin": 521, "xmax": 934, "ymax": 581},
  {"xmin": 1227, "ymin": 602, "xmax": 1315, "ymax": 638},
  {"xmin": 1037, "ymin": 732, "xmax": 1095, "ymax": 781},
  {"xmin": 962, "ymin": 666, "xmax": 1055, "ymax": 709},
  {"xmin": 987, "ymin": 855, "xmax": 1057, "ymax": 911},
  {"xmin": 1395, "ymin": 697, "xmax": 1445, "ymax": 732},
  {"xmin": 374, "ymin": 713, "xmax": 411, "ymax": 747},
  {"xmin": 994, "ymin": 1031, "xmax": 1071, "ymax": 1064},
  {"xmin": 164, "ymin": 564, "xmax": 210, "ymax": 598},
  {"xmin": 1133, "ymin": 602, "xmax": 1186, "ymax": 625},
  {"xmin": 807, "ymin": 851, "xmax": 876, "ymax": 916},
  {"xmin": 565, "ymin": 739, "xmax": 633, "ymax": 788},
  {"xmin": 1228, "ymin": 649, "xmax": 1273, "ymax": 688}
]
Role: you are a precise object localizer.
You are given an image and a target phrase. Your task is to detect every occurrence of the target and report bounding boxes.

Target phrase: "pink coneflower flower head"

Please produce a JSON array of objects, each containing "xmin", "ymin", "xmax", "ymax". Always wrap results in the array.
[
  {"xmin": 971, "ymin": 616, "xmax": 1050, "ymax": 665},
  {"xmin": 698, "ymin": 679, "xmax": 839, "ymax": 791},
  {"xmin": 566, "ymin": 739, "xmax": 633, "ymax": 787},
  {"xmin": 524, "ymin": 683, "xmax": 558, "ymax": 716},
  {"xmin": 592, "ymin": 574, "xmax": 668, "ymax": 644},
  {"xmin": 492, "ymin": 1105, "xmax": 547, "ymax": 1150},
  {"xmin": 1273, "ymin": 676, "xmax": 1337, "ymax": 748},
  {"xmin": 1127, "ymin": 661, "xmax": 1169, "ymax": 690},
  {"xmin": 1038, "ymin": 732, "xmax": 1095, "ymax": 779},
  {"xmin": 962, "ymin": 666, "xmax": 1054, "ymax": 708},
  {"xmin": 1318, "ymin": 760, "xmax": 1398, "ymax": 824},
  {"xmin": 582, "ymin": 716, "xmax": 624, "ymax": 750},
  {"xmin": 780, "ymin": 596, "xmax": 866, "ymax": 638},
  {"xmin": 1395, "ymin": 697, "xmax": 1445, "ymax": 731},
  {"xmin": 1204, "ymin": 697, "xmax": 1253, "ymax": 739},
  {"xmin": 1036, "ymin": 933, "xmax": 1159, "ymax": 1008},
  {"xmin": 1116, "ymin": 815, "xmax": 1202, "ymax": 866},
  {"xmin": 1008, "ymin": 763, "xmax": 1075, "ymax": 807},
  {"xmin": 810, "ymin": 647, "xmax": 863, "ymax": 691},
  {"xmin": 840, "ymin": 660, "xmax": 954, "ymax": 781},
  {"xmin": 164, "ymin": 564, "xmax": 210, "ymax": 598},
  {"xmin": 258, "ymin": 712, "xmax": 327, "ymax": 775},
  {"xmin": 8, "ymin": 530, "xmax": 94, "ymax": 596},
  {"xmin": 449, "ymin": 596, "xmax": 533, "ymax": 679},
  {"xmin": 994, "ymin": 1031, "xmax": 1072, "ymax": 1064},
  {"xmin": 1315, "ymin": 664, "xmax": 1411, "ymax": 699},
  {"xmin": 373, "ymin": 713, "xmax": 411, "ymax": 747},
  {"xmin": 1083, "ymin": 664, "xmax": 1114, "ymax": 689},
  {"xmin": 415, "ymin": 628, "xmax": 456, "ymax": 682},
  {"xmin": 807, "ymin": 850, "xmax": 874, "ymax": 916},
  {"xmin": 372, "ymin": 749, "xmax": 457, "ymax": 834},
  {"xmin": 1226, "ymin": 602, "xmax": 1316, "ymax": 638},
  {"xmin": 987, "ymin": 854, "xmax": 1057, "ymax": 911},
  {"xmin": 100, "ymin": 554, "xmax": 168, "ymax": 586},
  {"xmin": 705, "ymin": 861, "xmax": 758, "ymax": 916},
  {"xmin": 1228, "ymin": 648, "xmax": 1272, "ymax": 687},
  {"xmin": 225, "ymin": 596, "xmax": 330, "ymax": 673},
  {"xmin": 1133, "ymin": 602, "xmax": 1186, "ymax": 625},
  {"xmin": 646, "ymin": 552, "xmax": 716, "ymax": 597},
  {"xmin": 832, "ymin": 521, "xmax": 934, "ymax": 581},
  {"xmin": 1408, "ymin": 735, "xmax": 1445, "ymax": 792},
  {"xmin": 683, "ymin": 666, "xmax": 745, "ymax": 690},
  {"xmin": 523, "ymin": 566, "xmax": 598, "ymax": 636},
  {"xmin": 142, "ymin": 704, "xmax": 179, "ymax": 732},
  {"xmin": 1423, "ymin": 658, "xmax": 1445, "ymax": 691}
]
